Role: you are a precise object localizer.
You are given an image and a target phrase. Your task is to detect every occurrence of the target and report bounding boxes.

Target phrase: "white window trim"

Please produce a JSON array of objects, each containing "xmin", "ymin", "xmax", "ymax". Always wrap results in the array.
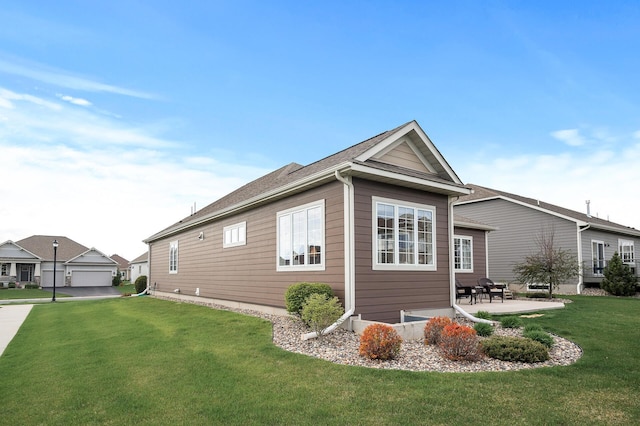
[
  {"xmin": 618, "ymin": 239, "xmax": 635, "ymax": 264},
  {"xmin": 371, "ymin": 196, "xmax": 437, "ymax": 271},
  {"xmin": 592, "ymin": 240, "xmax": 605, "ymax": 276},
  {"xmin": 454, "ymin": 235, "xmax": 474, "ymax": 273},
  {"xmin": 276, "ymin": 199, "xmax": 325, "ymax": 272},
  {"xmin": 169, "ymin": 241, "xmax": 178, "ymax": 274},
  {"xmin": 223, "ymin": 221, "xmax": 247, "ymax": 248}
]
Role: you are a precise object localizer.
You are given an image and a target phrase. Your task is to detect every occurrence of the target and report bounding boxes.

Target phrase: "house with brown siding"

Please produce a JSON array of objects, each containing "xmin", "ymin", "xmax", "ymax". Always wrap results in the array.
[
  {"xmin": 145, "ymin": 121, "xmax": 472, "ymax": 324},
  {"xmin": 454, "ymin": 184, "xmax": 640, "ymax": 294}
]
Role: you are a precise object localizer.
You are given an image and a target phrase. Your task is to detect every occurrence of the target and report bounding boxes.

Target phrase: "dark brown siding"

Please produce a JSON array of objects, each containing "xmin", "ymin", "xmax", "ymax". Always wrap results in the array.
[
  {"xmin": 453, "ymin": 226, "xmax": 488, "ymax": 287},
  {"xmin": 149, "ymin": 181, "xmax": 345, "ymax": 308},
  {"xmin": 353, "ymin": 178, "xmax": 451, "ymax": 323}
]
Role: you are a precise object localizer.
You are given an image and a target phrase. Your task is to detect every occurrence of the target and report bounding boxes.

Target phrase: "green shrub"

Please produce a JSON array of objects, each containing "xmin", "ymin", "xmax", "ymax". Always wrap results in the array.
[
  {"xmin": 481, "ymin": 336, "xmax": 549, "ymax": 363},
  {"xmin": 300, "ymin": 293, "xmax": 344, "ymax": 337},
  {"xmin": 526, "ymin": 292, "xmax": 550, "ymax": 299},
  {"xmin": 424, "ymin": 316, "xmax": 453, "ymax": 345},
  {"xmin": 523, "ymin": 330, "xmax": 554, "ymax": 348},
  {"xmin": 475, "ymin": 310, "xmax": 492, "ymax": 320},
  {"xmin": 359, "ymin": 323, "xmax": 402, "ymax": 360},
  {"xmin": 500, "ymin": 316, "xmax": 522, "ymax": 329},
  {"xmin": 523, "ymin": 323, "xmax": 543, "ymax": 332},
  {"xmin": 25, "ymin": 283, "xmax": 39, "ymax": 289},
  {"xmin": 8, "ymin": 282, "xmax": 16, "ymax": 288},
  {"xmin": 601, "ymin": 252, "xmax": 638, "ymax": 296},
  {"xmin": 439, "ymin": 323, "xmax": 482, "ymax": 361},
  {"xmin": 474, "ymin": 322, "xmax": 494, "ymax": 337},
  {"xmin": 134, "ymin": 275, "xmax": 148, "ymax": 294},
  {"xmin": 112, "ymin": 271, "xmax": 122, "ymax": 287},
  {"xmin": 284, "ymin": 282, "xmax": 333, "ymax": 316}
]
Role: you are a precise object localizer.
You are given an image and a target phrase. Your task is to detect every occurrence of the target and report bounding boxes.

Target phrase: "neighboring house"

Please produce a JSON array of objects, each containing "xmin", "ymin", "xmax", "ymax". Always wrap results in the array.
[
  {"xmin": 130, "ymin": 252, "xmax": 148, "ymax": 283},
  {"xmin": 110, "ymin": 254, "xmax": 131, "ymax": 281},
  {"xmin": 0, "ymin": 235, "xmax": 118, "ymax": 288},
  {"xmin": 454, "ymin": 184, "xmax": 640, "ymax": 294},
  {"xmin": 145, "ymin": 120, "xmax": 472, "ymax": 323},
  {"xmin": 453, "ymin": 214, "xmax": 497, "ymax": 286}
]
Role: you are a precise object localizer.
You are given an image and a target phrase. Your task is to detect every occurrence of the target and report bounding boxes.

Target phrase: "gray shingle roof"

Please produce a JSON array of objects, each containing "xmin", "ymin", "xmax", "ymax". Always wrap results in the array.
[
  {"xmin": 16, "ymin": 235, "xmax": 89, "ymax": 262},
  {"xmin": 458, "ymin": 183, "xmax": 640, "ymax": 236}
]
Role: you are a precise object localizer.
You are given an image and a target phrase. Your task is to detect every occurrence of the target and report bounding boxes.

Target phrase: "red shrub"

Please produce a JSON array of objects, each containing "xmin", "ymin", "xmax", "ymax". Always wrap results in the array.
[
  {"xmin": 424, "ymin": 316, "xmax": 453, "ymax": 345},
  {"xmin": 438, "ymin": 323, "xmax": 482, "ymax": 361},
  {"xmin": 359, "ymin": 323, "xmax": 403, "ymax": 360}
]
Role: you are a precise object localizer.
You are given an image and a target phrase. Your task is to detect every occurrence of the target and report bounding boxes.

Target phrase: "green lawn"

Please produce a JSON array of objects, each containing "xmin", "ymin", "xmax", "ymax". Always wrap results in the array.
[
  {"xmin": 1, "ymin": 296, "xmax": 639, "ymax": 425},
  {"xmin": 0, "ymin": 288, "xmax": 69, "ymax": 300}
]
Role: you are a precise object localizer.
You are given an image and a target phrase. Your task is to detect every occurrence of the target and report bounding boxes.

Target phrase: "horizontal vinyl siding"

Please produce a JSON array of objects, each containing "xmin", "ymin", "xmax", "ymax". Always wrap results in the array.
[
  {"xmin": 453, "ymin": 226, "xmax": 487, "ymax": 286},
  {"xmin": 353, "ymin": 178, "xmax": 451, "ymax": 323},
  {"xmin": 455, "ymin": 200, "xmax": 579, "ymax": 284},
  {"xmin": 149, "ymin": 181, "xmax": 345, "ymax": 308}
]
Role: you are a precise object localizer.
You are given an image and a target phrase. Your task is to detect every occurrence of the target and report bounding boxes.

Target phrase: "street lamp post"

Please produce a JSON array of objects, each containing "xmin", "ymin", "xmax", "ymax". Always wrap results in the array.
[{"xmin": 52, "ymin": 240, "xmax": 58, "ymax": 302}]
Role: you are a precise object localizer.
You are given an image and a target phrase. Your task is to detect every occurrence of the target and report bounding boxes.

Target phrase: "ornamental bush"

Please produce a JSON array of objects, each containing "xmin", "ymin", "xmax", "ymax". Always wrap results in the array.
[
  {"xmin": 300, "ymin": 293, "xmax": 344, "ymax": 337},
  {"xmin": 481, "ymin": 336, "xmax": 549, "ymax": 363},
  {"xmin": 284, "ymin": 282, "xmax": 334, "ymax": 317},
  {"xmin": 475, "ymin": 310, "xmax": 492, "ymax": 320},
  {"xmin": 523, "ymin": 323, "xmax": 543, "ymax": 332},
  {"xmin": 359, "ymin": 323, "xmax": 403, "ymax": 360},
  {"xmin": 112, "ymin": 271, "xmax": 122, "ymax": 287},
  {"xmin": 424, "ymin": 316, "xmax": 453, "ymax": 345},
  {"xmin": 523, "ymin": 330, "xmax": 554, "ymax": 348},
  {"xmin": 601, "ymin": 251, "xmax": 638, "ymax": 296},
  {"xmin": 134, "ymin": 275, "xmax": 148, "ymax": 294},
  {"xmin": 474, "ymin": 322, "xmax": 494, "ymax": 337},
  {"xmin": 438, "ymin": 323, "xmax": 482, "ymax": 361},
  {"xmin": 499, "ymin": 316, "xmax": 522, "ymax": 329}
]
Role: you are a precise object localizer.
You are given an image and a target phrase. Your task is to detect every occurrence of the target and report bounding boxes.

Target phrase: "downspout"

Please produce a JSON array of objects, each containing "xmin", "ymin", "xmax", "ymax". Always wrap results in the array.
[
  {"xmin": 576, "ymin": 224, "xmax": 591, "ymax": 295},
  {"xmin": 302, "ymin": 170, "xmax": 355, "ymax": 340},
  {"xmin": 450, "ymin": 195, "xmax": 492, "ymax": 324}
]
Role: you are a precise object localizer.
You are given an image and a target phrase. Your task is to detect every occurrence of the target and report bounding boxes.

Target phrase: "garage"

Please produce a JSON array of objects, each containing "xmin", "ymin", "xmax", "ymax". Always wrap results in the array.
[
  {"xmin": 71, "ymin": 270, "xmax": 112, "ymax": 287},
  {"xmin": 41, "ymin": 271, "xmax": 65, "ymax": 288}
]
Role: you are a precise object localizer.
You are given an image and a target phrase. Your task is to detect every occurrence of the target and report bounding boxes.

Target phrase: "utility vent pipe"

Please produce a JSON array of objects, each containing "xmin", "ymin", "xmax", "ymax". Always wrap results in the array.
[{"xmin": 586, "ymin": 200, "xmax": 591, "ymax": 218}]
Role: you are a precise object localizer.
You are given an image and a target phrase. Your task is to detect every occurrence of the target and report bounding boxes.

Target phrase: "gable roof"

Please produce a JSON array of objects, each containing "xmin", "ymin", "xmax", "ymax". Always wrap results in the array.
[
  {"xmin": 456, "ymin": 183, "xmax": 640, "ymax": 237},
  {"xmin": 0, "ymin": 240, "xmax": 42, "ymax": 260},
  {"xmin": 146, "ymin": 120, "xmax": 471, "ymax": 242},
  {"xmin": 68, "ymin": 248, "xmax": 118, "ymax": 266},
  {"xmin": 15, "ymin": 235, "xmax": 90, "ymax": 262},
  {"xmin": 110, "ymin": 254, "xmax": 130, "ymax": 269},
  {"xmin": 130, "ymin": 252, "xmax": 148, "ymax": 264}
]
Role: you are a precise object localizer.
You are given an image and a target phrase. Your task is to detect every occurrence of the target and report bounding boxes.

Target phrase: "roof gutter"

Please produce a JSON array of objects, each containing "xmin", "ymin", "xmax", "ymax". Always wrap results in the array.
[{"xmin": 303, "ymin": 170, "xmax": 355, "ymax": 340}]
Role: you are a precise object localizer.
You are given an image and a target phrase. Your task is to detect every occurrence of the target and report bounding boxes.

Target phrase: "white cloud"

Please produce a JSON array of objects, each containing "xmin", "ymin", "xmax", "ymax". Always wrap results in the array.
[
  {"xmin": 550, "ymin": 128, "xmax": 586, "ymax": 147},
  {"xmin": 461, "ymin": 138, "xmax": 640, "ymax": 231},
  {"xmin": 0, "ymin": 58, "xmax": 157, "ymax": 99},
  {"xmin": 0, "ymin": 87, "xmax": 270, "ymax": 260},
  {"xmin": 59, "ymin": 94, "xmax": 92, "ymax": 106}
]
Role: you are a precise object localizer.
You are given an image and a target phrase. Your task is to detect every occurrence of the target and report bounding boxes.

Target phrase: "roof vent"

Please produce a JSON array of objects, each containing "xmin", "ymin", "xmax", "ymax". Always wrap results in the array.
[{"xmin": 586, "ymin": 200, "xmax": 591, "ymax": 218}]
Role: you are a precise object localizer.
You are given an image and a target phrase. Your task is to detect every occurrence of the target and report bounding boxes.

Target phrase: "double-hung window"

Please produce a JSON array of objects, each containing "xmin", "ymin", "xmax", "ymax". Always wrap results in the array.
[
  {"xmin": 454, "ymin": 236, "xmax": 473, "ymax": 272},
  {"xmin": 223, "ymin": 222, "xmax": 246, "ymax": 248},
  {"xmin": 169, "ymin": 241, "xmax": 178, "ymax": 274},
  {"xmin": 277, "ymin": 200, "xmax": 325, "ymax": 271},
  {"xmin": 619, "ymin": 239, "xmax": 635, "ymax": 264},
  {"xmin": 373, "ymin": 197, "xmax": 436, "ymax": 270}
]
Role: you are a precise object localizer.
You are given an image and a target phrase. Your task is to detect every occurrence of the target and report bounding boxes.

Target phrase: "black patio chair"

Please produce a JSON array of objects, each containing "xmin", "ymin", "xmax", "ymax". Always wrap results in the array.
[
  {"xmin": 477, "ymin": 278, "xmax": 505, "ymax": 303},
  {"xmin": 455, "ymin": 279, "xmax": 476, "ymax": 304}
]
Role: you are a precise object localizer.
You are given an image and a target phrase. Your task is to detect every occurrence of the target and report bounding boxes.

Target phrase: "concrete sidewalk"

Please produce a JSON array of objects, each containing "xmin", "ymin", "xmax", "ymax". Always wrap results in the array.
[{"xmin": 0, "ymin": 304, "xmax": 33, "ymax": 356}]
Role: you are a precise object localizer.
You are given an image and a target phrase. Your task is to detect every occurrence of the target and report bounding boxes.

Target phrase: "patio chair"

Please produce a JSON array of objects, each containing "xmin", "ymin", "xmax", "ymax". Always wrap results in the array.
[
  {"xmin": 455, "ymin": 279, "xmax": 476, "ymax": 305},
  {"xmin": 477, "ymin": 278, "xmax": 505, "ymax": 303}
]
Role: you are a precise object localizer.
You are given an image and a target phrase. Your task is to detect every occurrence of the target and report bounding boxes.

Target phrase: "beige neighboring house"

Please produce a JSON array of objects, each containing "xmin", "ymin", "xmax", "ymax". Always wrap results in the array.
[
  {"xmin": 110, "ymin": 254, "xmax": 131, "ymax": 281},
  {"xmin": 0, "ymin": 235, "xmax": 118, "ymax": 288},
  {"xmin": 130, "ymin": 252, "xmax": 148, "ymax": 283}
]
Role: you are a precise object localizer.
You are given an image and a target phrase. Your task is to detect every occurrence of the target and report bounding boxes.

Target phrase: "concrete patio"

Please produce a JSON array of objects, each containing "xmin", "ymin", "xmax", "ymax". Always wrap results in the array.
[{"xmin": 456, "ymin": 298, "xmax": 566, "ymax": 315}]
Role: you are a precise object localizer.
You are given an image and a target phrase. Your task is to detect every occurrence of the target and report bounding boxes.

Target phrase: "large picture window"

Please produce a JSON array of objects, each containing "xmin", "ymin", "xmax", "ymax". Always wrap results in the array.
[
  {"xmin": 277, "ymin": 200, "xmax": 325, "ymax": 271},
  {"xmin": 454, "ymin": 236, "xmax": 473, "ymax": 272},
  {"xmin": 373, "ymin": 197, "xmax": 436, "ymax": 270},
  {"xmin": 169, "ymin": 241, "xmax": 178, "ymax": 274},
  {"xmin": 619, "ymin": 239, "xmax": 635, "ymax": 264}
]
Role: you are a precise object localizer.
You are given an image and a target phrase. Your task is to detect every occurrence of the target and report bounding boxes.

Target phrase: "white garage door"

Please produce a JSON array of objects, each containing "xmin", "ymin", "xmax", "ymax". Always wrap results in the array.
[
  {"xmin": 71, "ymin": 271, "xmax": 112, "ymax": 287},
  {"xmin": 41, "ymin": 271, "xmax": 65, "ymax": 288}
]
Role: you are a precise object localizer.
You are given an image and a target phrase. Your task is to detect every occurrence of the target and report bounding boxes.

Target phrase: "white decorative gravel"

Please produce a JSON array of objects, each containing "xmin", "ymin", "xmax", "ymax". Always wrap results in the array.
[{"xmin": 156, "ymin": 295, "xmax": 583, "ymax": 373}]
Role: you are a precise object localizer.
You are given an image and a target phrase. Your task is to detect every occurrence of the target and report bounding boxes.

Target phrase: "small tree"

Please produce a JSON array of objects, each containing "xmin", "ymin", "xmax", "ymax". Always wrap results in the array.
[
  {"xmin": 601, "ymin": 252, "xmax": 637, "ymax": 296},
  {"xmin": 112, "ymin": 270, "xmax": 122, "ymax": 286},
  {"xmin": 300, "ymin": 293, "xmax": 344, "ymax": 337},
  {"xmin": 512, "ymin": 228, "xmax": 580, "ymax": 299}
]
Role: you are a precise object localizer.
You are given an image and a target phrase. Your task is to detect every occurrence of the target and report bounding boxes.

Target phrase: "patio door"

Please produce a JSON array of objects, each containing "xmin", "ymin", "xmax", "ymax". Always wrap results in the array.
[{"xmin": 592, "ymin": 241, "xmax": 605, "ymax": 275}]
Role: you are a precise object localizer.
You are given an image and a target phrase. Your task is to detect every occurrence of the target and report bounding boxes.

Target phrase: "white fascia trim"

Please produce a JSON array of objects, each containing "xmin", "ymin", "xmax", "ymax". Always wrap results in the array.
[
  {"xmin": 453, "ymin": 219, "xmax": 499, "ymax": 231},
  {"xmin": 1, "ymin": 241, "xmax": 43, "ymax": 260},
  {"xmin": 589, "ymin": 223, "xmax": 640, "ymax": 238},
  {"xmin": 350, "ymin": 162, "xmax": 471, "ymax": 195},
  {"xmin": 371, "ymin": 137, "xmax": 438, "ymax": 174}
]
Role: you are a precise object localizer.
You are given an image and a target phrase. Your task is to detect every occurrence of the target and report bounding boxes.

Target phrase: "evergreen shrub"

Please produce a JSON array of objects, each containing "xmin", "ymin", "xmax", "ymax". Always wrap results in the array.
[
  {"xmin": 134, "ymin": 275, "xmax": 148, "ymax": 294},
  {"xmin": 284, "ymin": 282, "xmax": 334, "ymax": 316},
  {"xmin": 500, "ymin": 316, "xmax": 522, "ymax": 329},
  {"xmin": 481, "ymin": 336, "xmax": 549, "ymax": 363},
  {"xmin": 475, "ymin": 310, "xmax": 492, "ymax": 320},
  {"xmin": 601, "ymin": 252, "xmax": 638, "ymax": 296},
  {"xmin": 523, "ymin": 330, "xmax": 554, "ymax": 348},
  {"xmin": 359, "ymin": 324, "xmax": 402, "ymax": 360},
  {"xmin": 474, "ymin": 322, "xmax": 494, "ymax": 337}
]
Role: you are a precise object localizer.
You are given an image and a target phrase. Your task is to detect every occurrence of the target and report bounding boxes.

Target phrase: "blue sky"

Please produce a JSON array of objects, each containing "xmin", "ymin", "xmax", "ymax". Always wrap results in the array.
[{"xmin": 1, "ymin": 1, "xmax": 639, "ymax": 260}]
